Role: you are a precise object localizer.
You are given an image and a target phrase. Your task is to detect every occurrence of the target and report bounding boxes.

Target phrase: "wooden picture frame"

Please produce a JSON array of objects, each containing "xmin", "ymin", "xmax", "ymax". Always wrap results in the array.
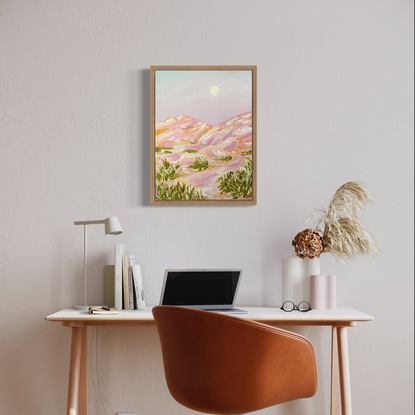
[{"xmin": 150, "ymin": 65, "xmax": 257, "ymax": 205}]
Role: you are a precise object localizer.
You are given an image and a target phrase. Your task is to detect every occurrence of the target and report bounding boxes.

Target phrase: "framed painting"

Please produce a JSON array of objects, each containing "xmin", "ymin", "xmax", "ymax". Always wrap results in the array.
[{"xmin": 150, "ymin": 65, "xmax": 257, "ymax": 205}]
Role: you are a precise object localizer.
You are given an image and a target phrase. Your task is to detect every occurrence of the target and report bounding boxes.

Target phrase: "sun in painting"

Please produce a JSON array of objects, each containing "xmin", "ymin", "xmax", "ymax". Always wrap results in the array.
[{"xmin": 210, "ymin": 86, "xmax": 220, "ymax": 96}]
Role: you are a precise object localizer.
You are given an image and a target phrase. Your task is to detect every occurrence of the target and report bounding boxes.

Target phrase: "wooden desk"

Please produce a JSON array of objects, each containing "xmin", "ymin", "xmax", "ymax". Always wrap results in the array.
[{"xmin": 46, "ymin": 306, "xmax": 373, "ymax": 415}]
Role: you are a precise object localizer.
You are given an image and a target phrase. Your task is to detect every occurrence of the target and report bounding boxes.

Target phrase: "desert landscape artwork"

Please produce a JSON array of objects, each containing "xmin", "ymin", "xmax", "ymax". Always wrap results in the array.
[{"xmin": 150, "ymin": 66, "xmax": 256, "ymax": 205}]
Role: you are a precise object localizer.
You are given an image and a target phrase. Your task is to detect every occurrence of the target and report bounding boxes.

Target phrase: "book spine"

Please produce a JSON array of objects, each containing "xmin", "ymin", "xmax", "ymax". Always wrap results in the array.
[
  {"xmin": 132, "ymin": 264, "xmax": 146, "ymax": 310},
  {"xmin": 122, "ymin": 254, "xmax": 129, "ymax": 309},
  {"xmin": 128, "ymin": 255, "xmax": 136, "ymax": 310},
  {"xmin": 114, "ymin": 244, "xmax": 127, "ymax": 309}
]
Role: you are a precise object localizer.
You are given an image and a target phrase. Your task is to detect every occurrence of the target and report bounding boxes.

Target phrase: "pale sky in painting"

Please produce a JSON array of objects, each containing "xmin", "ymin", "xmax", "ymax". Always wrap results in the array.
[{"xmin": 155, "ymin": 70, "xmax": 252, "ymax": 126}]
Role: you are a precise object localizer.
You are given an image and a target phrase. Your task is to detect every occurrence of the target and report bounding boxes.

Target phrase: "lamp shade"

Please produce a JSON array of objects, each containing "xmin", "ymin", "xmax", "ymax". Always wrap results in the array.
[
  {"xmin": 74, "ymin": 216, "xmax": 123, "ymax": 235},
  {"xmin": 105, "ymin": 216, "xmax": 123, "ymax": 235}
]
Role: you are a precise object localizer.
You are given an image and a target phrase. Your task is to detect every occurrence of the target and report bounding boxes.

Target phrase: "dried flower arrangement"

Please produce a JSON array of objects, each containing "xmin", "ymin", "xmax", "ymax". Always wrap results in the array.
[{"xmin": 292, "ymin": 181, "xmax": 378, "ymax": 261}]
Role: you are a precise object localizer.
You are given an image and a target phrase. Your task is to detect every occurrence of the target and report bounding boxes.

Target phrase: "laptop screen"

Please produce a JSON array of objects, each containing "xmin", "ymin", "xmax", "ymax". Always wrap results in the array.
[{"xmin": 160, "ymin": 269, "xmax": 242, "ymax": 308}]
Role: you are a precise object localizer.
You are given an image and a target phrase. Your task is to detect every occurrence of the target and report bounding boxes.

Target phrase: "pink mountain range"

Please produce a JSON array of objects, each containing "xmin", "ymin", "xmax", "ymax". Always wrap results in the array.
[{"xmin": 155, "ymin": 113, "xmax": 253, "ymax": 199}]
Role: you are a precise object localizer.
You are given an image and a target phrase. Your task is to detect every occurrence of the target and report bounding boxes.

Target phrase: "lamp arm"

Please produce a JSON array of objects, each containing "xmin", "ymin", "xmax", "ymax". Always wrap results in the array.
[
  {"xmin": 74, "ymin": 220, "xmax": 105, "ymax": 226},
  {"xmin": 83, "ymin": 224, "xmax": 88, "ymax": 307}
]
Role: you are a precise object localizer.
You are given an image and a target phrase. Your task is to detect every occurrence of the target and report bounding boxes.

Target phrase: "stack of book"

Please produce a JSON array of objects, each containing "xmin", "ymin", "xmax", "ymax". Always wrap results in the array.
[{"xmin": 104, "ymin": 244, "xmax": 146, "ymax": 310}]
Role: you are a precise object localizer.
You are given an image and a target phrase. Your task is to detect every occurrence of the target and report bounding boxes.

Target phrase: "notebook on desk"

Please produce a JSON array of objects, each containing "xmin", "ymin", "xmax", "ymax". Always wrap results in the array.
[{"xmin": 159, "ymin": 269, "xmax": 246, "ymax": 313}]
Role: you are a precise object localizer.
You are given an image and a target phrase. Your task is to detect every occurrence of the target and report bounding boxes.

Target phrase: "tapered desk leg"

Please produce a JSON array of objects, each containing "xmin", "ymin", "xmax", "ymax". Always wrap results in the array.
[
  {"xmin": 331, "ymin": 326, "xmax": 341, "ymax": 415},
  {"xmin": 67, "ymin": 325, "xmax": 87, "ymax": 415},
  {"xmin": 79, "ymin": 327, "xmax": 87, "ymax": 414},
  {"xmin": 337, "ymin": 326, "xmax": 352, "ymax": 415}
]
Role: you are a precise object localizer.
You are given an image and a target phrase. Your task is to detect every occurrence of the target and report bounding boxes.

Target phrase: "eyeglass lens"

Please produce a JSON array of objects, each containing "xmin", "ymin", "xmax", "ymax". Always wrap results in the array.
[{"xmin": 281, "ymin": 301, "xmax": 311, "ymax": 312}]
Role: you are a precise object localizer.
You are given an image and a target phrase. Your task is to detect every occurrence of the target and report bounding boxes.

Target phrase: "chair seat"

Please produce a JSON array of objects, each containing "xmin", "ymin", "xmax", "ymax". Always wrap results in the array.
[{"xmin": 153, "ymin": 306, "xmax": 317, "ymax": 414}]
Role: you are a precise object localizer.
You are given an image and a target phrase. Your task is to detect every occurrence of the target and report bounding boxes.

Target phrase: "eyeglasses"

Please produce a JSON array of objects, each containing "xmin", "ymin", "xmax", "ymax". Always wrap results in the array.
[{"xmin": 280, "ymin": 301, "xmax": 312, "ymax": 312}]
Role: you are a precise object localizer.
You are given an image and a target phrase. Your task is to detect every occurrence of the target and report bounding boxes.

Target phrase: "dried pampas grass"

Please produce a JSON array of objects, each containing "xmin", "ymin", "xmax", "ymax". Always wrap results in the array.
[
  {"xmin": 314, "ymin": 181, "xmax": 378, "ymax": 262},
  {"xmin": 322, "ymin": 217, "xmax": 378, "ymax": 261},
  {"xmin": 326, "ymin": 181, "xmax": 372, "ymax": 219}
]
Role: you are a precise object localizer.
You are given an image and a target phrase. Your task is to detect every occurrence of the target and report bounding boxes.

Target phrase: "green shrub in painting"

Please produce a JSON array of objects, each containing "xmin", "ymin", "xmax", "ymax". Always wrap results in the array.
[
  {"xmin": 156, "ymin": 181, "xmax": 207, "ymax": 200},
  {"xmin": 189, "ymin": 156, "xmax": 209, "ymax": 171},
  {"xmin": 216, "ymin": 159, "xmax": 253, "ymax": 199},
  {"xmin": 156, "ymin": 159, "xmax": 182, "ymax": 182},
  {"xmin": 155, "ymin": 146, "xmax": 174, "ymax": 154}
]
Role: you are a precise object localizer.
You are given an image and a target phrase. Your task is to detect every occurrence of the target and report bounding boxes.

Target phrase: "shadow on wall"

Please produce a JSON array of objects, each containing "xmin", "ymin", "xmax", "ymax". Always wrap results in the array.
[
  {"xmin": 126, "ymin": 68, "xmax": 151, "ymax": 207},
  {"xmin": 131, "ymin": 68, "xmax": 150, "ymax": 207},
  {"xmin": 141, "ymin": 69, "xmax": 151, "ymax": 206}
]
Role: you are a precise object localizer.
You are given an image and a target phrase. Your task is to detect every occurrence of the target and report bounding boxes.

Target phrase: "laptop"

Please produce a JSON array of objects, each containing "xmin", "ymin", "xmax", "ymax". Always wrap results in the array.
[{"xmin": 159, "ymin": 269, "xmax": 246, "ymax": 313}]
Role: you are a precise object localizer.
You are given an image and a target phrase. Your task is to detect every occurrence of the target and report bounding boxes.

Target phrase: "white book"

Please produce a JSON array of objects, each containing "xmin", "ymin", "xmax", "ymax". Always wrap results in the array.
[
  {"xmin": 132, "ymin": 264, "xmax": 146, "ymax": 310},
  {"xmin": 114, "ymin": 244, "xmax": 127, "ymax": 309}
]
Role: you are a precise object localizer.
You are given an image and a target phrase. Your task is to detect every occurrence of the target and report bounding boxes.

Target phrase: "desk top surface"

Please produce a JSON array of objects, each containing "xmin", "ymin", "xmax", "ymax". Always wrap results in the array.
[{"xmin": 45, "ymin": 306, "xmax": 374, "ymax": 327}]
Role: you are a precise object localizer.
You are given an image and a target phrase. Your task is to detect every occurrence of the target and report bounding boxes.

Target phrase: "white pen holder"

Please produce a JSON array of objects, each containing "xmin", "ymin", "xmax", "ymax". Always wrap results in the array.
[
  {"xmin": 310, "ymin": 274, "xmax": 336, "ymax": 310},
  {"xmin": 282, "ymin": 257, "xmax": 320, "ymax": 304}
]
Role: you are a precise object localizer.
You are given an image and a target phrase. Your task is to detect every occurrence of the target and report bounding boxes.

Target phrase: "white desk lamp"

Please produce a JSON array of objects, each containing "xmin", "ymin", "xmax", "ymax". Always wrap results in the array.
[{"xmin": 73, "ymin": 216, "xmax": 123, "ymax": 310}]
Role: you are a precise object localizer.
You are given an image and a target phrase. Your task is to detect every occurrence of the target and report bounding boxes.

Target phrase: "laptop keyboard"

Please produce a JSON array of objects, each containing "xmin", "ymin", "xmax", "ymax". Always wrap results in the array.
[{"xmin": 209, "ymin": 308, "xmax": 247, "ymax": 313}]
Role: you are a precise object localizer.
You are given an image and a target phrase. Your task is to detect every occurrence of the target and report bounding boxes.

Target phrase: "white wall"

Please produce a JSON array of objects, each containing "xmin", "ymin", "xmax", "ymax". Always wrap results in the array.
[{"xmin": 0, "ymin": 1, "xmax": 413, "ymax": 414}]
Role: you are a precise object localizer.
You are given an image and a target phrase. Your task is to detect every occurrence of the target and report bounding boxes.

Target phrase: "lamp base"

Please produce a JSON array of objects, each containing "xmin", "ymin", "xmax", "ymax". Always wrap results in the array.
[{"xmin": 72, "ymin": 304, "xmax": 107, "ymax": 310}]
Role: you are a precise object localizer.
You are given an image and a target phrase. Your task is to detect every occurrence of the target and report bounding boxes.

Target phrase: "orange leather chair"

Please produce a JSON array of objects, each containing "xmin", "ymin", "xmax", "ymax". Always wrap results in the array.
[{"xmin": 153, "ymin": 306, "xmax": 317, "ymax": 414}]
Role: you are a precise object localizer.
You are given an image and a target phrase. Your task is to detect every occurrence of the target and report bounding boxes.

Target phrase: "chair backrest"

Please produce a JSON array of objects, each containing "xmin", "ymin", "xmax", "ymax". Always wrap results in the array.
[{"xmin": 153, "ymin": 306, "xmax": 317, "ymax": 414}]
